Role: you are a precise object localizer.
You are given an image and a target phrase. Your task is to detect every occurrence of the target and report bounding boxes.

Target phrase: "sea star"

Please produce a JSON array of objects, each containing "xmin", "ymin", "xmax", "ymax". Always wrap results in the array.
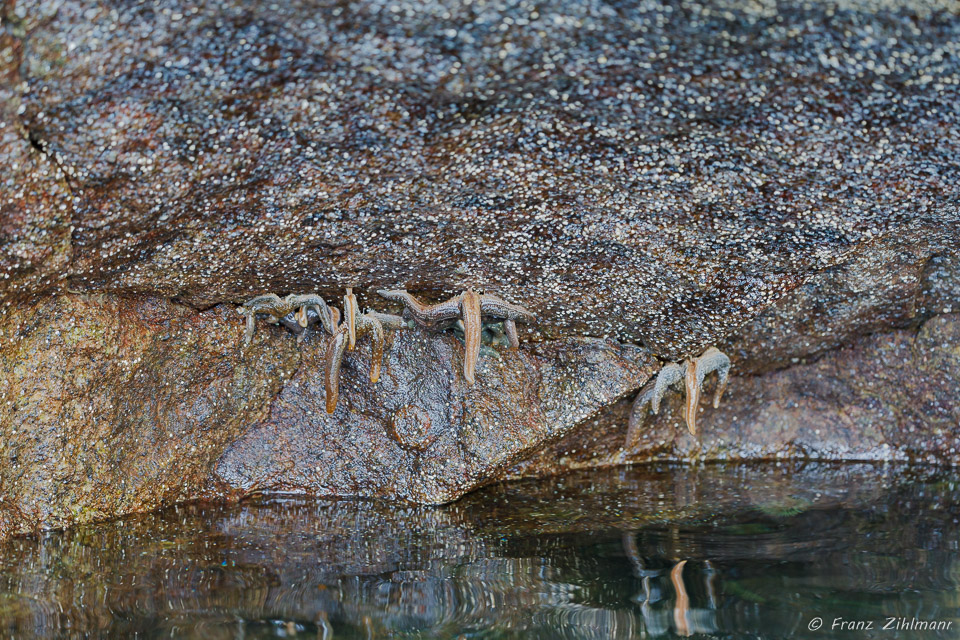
[
  {"xmin": 343, "ymin": 287, "xmax": 359, "ymax": 350},
  {"xmin": 288, "ymin": 294, "xmax": 337, "ymax": 334},
  {"xmin": 238, "ymin": 294, "xmax": 291, "ymax": 345},
  {"xmin": 324, "ymin": 309, "xmax": 406, "ymax": 414},
  {"xmin": 625, "ymin": 347, "xmax": 731, "ymax": 445},
  {"xmin": 376, "ymin": 288, "xmax": 535, "ymax": 384},
  {"xmin": 238, "ymin": 293, "xmax": 338, "ymax": 345}
]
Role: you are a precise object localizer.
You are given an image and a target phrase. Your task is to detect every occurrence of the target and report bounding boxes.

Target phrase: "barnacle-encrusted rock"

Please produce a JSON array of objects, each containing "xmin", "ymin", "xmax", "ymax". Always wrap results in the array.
[
  {"xmin": 1, "ymin": 0, "xmax": 960, "ymax": 537},
  {"xmin": 510, "ymin": 313, "xmax": 960, "ymax": 477},
  {"xmin": 5, "ymin": 0, "xmax": 957, "ymax": 363}
]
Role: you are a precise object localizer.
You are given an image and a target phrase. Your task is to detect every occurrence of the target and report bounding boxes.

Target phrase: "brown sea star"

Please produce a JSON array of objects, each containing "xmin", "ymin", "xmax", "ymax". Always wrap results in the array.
[
  {"xmin": 343, "ymin": 287, "xmax": 359, "ymax": 350},
  {"xmin": 376, "ymin": 288, "xmax": 535, "ymax": 384},
  {"xmin": 625, "ymin": 347, "xmax": 731, "ymax": 446},
  {"xmin": 324, "ymin": 309, "xmax": 406, "ymax": 414},
  {"xmin": 238, "ymin": 293, "xmax": 337, "ymax": 345}
]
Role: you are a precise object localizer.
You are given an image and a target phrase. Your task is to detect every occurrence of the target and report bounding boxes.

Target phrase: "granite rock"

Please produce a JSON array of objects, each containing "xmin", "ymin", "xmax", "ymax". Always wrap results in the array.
[
  {"xmin": 510, "ymin": 313, "xmax": 960, "ymax": 477},
  {"xmin": 1, "ymin": 0, "xmax": 959, "ymax": 537},
  {"xmin": 0, "ymin": 292, "xmax": 653, "ymax": 536}
]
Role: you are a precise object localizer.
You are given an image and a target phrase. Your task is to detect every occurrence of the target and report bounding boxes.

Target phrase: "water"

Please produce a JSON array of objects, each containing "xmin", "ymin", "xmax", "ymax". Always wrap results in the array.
[{"xmin": 2, "ymin": 462, "xmax": 959, "ymax": 638}]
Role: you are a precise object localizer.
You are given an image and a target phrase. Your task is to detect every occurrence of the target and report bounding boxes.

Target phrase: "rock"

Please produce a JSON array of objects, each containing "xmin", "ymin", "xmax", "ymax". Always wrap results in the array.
[
  {"xmin": 0, "ymin": 293, "xmax": 653, "ymax": 536},
  {"xmin": 5, "ymin": 0, "xmax": 958, "ymax": 360},
  {"xmin": 0, "ymin": 294, "xmax": 299, "ymax": 537},
  {"xmin": 0, "ymin": 7, "xmax": 73, "ymax": 312},
  {"xmin": 720, "ymin": 238, "xmax": 959, "ymax": 374},
  {"xmin": 509, "ymin": 313, "xmax": 960, "ymax": 476},
  {"xmin": 214, "ymin": 328, "xmax": 653, "ymax": 504},
  {"xmin": 2, "ymin": 0, "xmax": 960, "ymax": 537}
]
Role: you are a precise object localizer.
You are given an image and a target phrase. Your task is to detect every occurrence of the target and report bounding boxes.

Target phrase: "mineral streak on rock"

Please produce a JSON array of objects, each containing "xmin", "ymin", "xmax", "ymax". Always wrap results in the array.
[{"xmin": 6, "ymin": 0, "xmax": 958, "ymax": 360}]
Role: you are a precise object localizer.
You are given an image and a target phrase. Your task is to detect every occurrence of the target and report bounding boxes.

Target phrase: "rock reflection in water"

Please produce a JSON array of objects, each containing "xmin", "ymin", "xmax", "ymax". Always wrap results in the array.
[{"xmin": 1, "ymin": 463, "xmax": 960, "ymax": 638}]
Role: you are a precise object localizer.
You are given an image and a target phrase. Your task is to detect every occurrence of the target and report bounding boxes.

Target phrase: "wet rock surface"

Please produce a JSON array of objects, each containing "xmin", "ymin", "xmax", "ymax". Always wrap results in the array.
[
  {"xmin": 0, "ymin": 0, "xmax": 959, "ymax": 536},
  {"xmin": 214, "ymin": 326, "xmax": 653, "ymax": 504},
  {"xmin": 511, "ymin": 313, "xmax": 960, "ymax": 477},
  {"xmin": 0, "ymin": 294, "xmax": 299, "ymax": 537},
  {"xmin": 0, "ymin": 292, "xmax": 654, "ymax": 536}
]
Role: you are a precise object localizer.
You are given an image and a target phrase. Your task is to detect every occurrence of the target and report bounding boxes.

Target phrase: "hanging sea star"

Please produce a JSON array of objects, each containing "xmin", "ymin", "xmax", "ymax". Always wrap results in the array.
[
  {"xmin": 237, "ymin": 293, "xmax": 337, "ymax": 345},
  {"xmin": 324, "ymin": 309, "xmax": 406, "ymax": 414},
  {"xmin": 376, "ymin": 288, "xmax": 535, "ymax": 384},
  {"xmin": 625, "ymin": 347, "xmax": 731, "ymax": 446}
]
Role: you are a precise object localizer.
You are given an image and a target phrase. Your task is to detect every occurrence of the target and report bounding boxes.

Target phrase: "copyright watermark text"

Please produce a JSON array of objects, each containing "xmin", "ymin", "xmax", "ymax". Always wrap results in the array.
[{"xmin": 808, "ymin": 617, "xmax": 953, "ymax": 632}]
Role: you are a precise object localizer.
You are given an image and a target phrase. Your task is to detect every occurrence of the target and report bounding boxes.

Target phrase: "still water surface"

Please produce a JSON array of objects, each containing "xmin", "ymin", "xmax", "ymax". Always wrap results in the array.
[{"xmin": 2, "ymin": 462, "xmax": 959, "ymax": 638}]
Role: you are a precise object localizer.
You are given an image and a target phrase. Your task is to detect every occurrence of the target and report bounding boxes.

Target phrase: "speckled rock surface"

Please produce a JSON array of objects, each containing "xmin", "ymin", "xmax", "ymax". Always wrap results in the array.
[
  {"xmin": 214, "ymin": 329, "xmax": 652, "ymax": 503},
  {"xmin": 2, "ymin": 0, "xmax": 960, "ymax": 537},
  {"xmin": 720, "ymin": 237, "xmax": 959, "ymax": 374},
  {"xmin": 0, "ymin": 4, "xmax": 72, "ymax": 312},
  {"xmin": 4, "ymin": 0, "xmax": 958, "ymax": 361},
  {"xmin": 0, "ymin": 292, "xmax": 653, "ymax": 536},
  {"xmin": 509, "ymin": 313, "xmax": 960, "ymax": 477},
  {"xmin": 0, "ymin": 294, "xmax": 298, "ymax": 537}
]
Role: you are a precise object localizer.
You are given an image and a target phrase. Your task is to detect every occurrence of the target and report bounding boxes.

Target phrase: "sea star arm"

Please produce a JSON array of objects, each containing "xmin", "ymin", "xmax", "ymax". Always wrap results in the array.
[
  {"xmin": 243, "ymin": 294, "xmax": 292, "ymax": 319},
  {"xmin": 344, "ymin": 288, "xmax": 359, "ymax": 350},
  {"xmin": 651, "ymin": 362, "xmax": 685, "ymax": 414},
  {"xmin": 625, "ymin": 380, "xmax": 658, "ymax": 450},
  {"xmin": 323, "ymin": 309, "xmax": 405, "ymax": 411},
  {"xmin": 376, "ymin": 289, "xmax": 462, "ymax": 325},
  {"xmin": 287, "ymin": 294, "xmax": 334, "ymax": 332},
  {"xmin": 684, "ymin": 358, "xmax": 701, "ymax": 435},
  {"xmin": 297, "ymin": 305, "xmax": 336, "ymax": 335},
  {"xmin": 324, "ymin": 325, "xmax": 350, "ymax": 414},
  {"xmin": 624, "ymin": 362, "xmax": 685, "ymax": 448},
  {"xmin": 239, "ymin": 294, "xmax": 288, "ymax": 345},
  {"xmin": 356, "ymin": 313, "xmax": 385, "ymax": 383},
  {"xmin": 696, "ymin": 347, "xmax": 731, "ymax": 408},
  {"xmin": 365, "ymin": 311, "xmax": 407, "ymax": 330},
  {"xmin": 243, "ymin": 312, "xmax": 256, "ymax": 346},
  {"xmin": 503, "ymin": 319, "xmax": 520, "ymax": 349},
  {"xmin": 242, "ymin": 293, "xmax": 284, "ymax": 311},
  {"xmin": 460, "ymin": 289, "xmax": 482, "ymax": 385},
  {"xmin": 477, "ymin": 293, "xmax": 536, "ymax": 323},
  {"xmin": 684, "ymin": 347, "xmax": 732, "ymax": 435}
]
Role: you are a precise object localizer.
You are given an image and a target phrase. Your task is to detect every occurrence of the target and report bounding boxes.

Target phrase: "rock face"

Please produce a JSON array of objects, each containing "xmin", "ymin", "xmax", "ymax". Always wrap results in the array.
[
  {"xmin": 511, "ymin": 313, "xmax": 960, "ymax": 476},
  {"xmin": 1, "ymin": 0, "xmax": 959, "ymax": 536},
  {"xmin": 0, "ymin": 292, "xmax": 653, "ymax": 537},
  {"xmin": 213, "ymin": 323, "xmax": 653, "ymax": 504},
  {"xmin": 0, "ymin": 4, "xmax": 72, "ymax": 312},
  {"xmin": 4, "ymin": 0, "xmax": 958, "ymax": 359},
  {"xmin": 0, "ymin": 294, "xmax": 298, "ymax": 537}
]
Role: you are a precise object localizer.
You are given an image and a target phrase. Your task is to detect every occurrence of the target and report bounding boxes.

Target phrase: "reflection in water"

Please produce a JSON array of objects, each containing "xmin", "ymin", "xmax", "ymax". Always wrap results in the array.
[{"xmin": 2, "ymin": 462, "xmax": 960, "ymax": 638}]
